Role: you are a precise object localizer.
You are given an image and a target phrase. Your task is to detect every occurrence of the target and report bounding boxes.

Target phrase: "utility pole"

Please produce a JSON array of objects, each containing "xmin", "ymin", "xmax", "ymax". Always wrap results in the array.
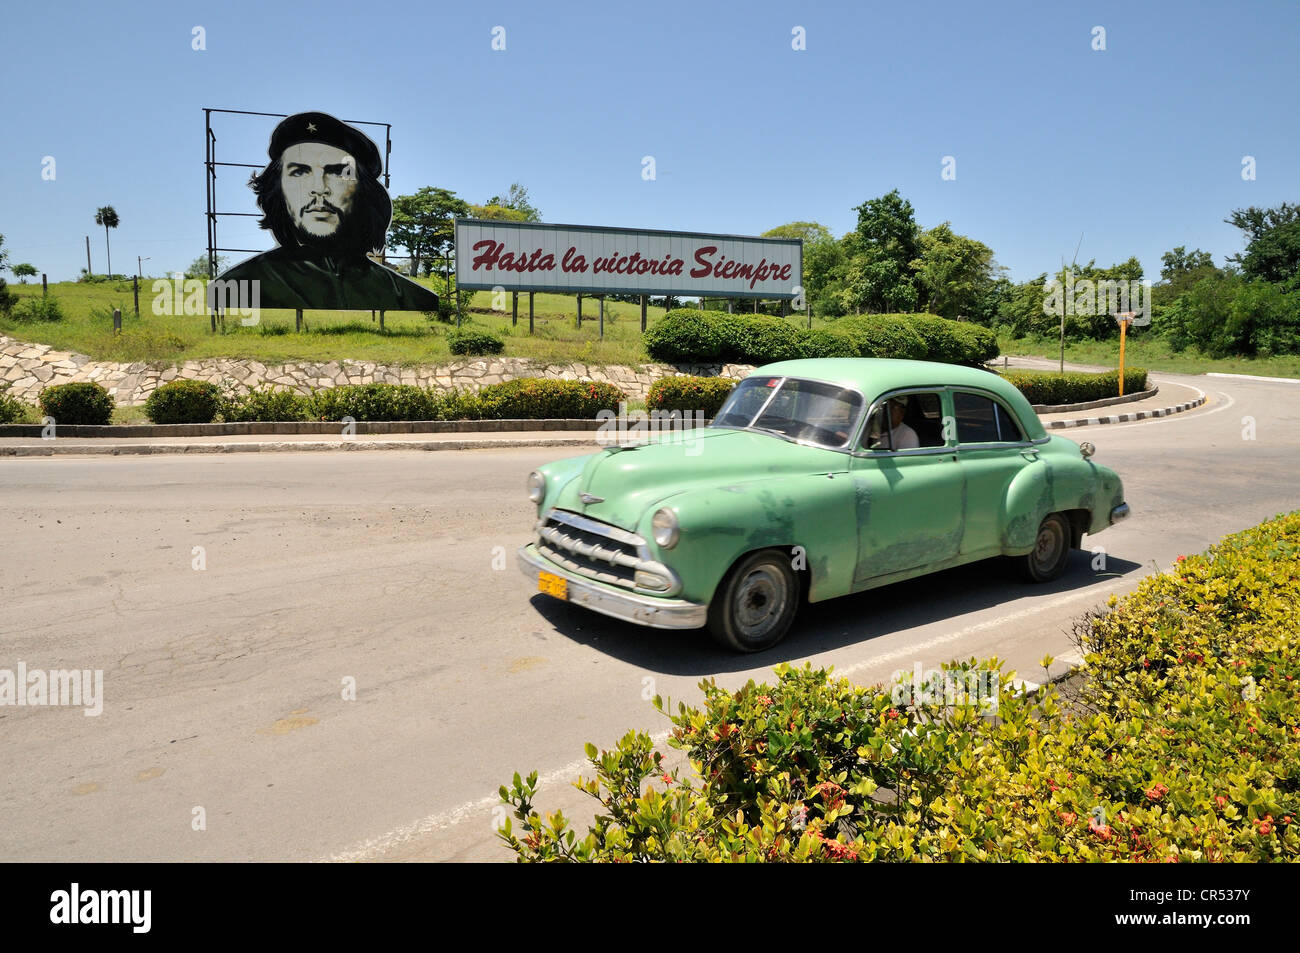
[{"xmin": 85, "ymin": 236, "xmax": 92, "ymax": 276}]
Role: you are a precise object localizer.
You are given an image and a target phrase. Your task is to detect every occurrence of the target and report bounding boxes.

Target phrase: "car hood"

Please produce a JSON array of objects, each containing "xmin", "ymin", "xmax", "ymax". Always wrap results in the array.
[{"xmin": 552, "ymin": 427, "xmax": 847, "ymax": 531}]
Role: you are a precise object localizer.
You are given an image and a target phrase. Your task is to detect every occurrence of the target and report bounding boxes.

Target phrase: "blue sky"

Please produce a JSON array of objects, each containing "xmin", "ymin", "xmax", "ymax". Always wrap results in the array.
[{"xmin": 2, "ymin": 0, "xmax": 1296, "ymax": 283}]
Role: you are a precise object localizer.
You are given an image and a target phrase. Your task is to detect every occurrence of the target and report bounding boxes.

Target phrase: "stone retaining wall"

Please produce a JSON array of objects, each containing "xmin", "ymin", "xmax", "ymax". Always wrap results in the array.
[{"xmin": 0, "ymin": 335, "xmax": 752, "ymax": 406}]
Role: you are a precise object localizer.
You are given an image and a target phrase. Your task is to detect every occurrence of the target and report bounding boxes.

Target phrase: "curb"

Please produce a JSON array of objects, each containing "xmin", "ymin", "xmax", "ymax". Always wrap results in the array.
[
  {"xmin": 0, "ymin": 418, "xmax": 613, "ymax": 439},
  {"xmin": 0, "ymin": 437, "xmax": 604, "ymax": 457},
  {"xmin": 1046, "ymin": 394, "xmax": 1206, "ymax": 429},
  {"xmin": 1029, "ymin": 386, "xmax": 1158, "ymax": 414}
]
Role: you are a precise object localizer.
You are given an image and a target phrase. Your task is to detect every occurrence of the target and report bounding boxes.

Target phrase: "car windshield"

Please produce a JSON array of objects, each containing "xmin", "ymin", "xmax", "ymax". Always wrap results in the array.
[{"xmin": 711, "ymin": 376, "xmax": 863, "ymax": 449}]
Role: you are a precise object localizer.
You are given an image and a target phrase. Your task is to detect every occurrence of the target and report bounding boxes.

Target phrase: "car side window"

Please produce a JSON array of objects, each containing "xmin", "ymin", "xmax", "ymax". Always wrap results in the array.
[
  {"xmin": 954, "ymin": 392, "xmax": 1024, "ymax": 443},
  {"xmin": 861, "ymin": 392, "xmax": 945, "ymax": 450},
  {"xmin": 995, "ymin": 403, "xmax": 1025, "ymax": 442}
]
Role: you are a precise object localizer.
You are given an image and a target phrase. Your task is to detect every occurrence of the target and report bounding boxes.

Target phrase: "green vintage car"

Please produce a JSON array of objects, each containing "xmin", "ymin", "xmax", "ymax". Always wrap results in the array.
[{"xmin": 518, "ymin": 358, "xmax": 1129, "ymax": 652}]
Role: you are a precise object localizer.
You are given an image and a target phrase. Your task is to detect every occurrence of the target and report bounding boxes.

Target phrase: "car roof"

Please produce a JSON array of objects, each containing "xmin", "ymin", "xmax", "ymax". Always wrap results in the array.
[{"xmin": 749, "ymin": 358, "xmax": 1047, "ymax": 439}]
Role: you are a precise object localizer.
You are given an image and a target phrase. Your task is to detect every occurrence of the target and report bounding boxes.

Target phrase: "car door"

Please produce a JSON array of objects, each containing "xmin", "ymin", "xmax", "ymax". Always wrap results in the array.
[
  {"xmin": 951, "ymin": 389, "xmax": 1038, "ymax": 556},
  {"xmin": 849, "ymin": 389, "xmax": 964, "ymax": 585}
]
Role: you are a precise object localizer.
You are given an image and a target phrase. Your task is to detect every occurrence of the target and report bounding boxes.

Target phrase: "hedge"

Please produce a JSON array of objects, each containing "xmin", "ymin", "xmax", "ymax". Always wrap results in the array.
[
  {"xmin": 644, "ymin": 308, "xmax": 997, "ymax": 366},
  {"xmin": 477, "ymin": 378, "xmax": 624, "ymax": 419},
  {"xmin": 500, "ymin": 512, "xmax": 1300, "ymax": 861},
  {"xmin": 447, "ymin": 326, "xmax": 505, "ymax": 356},
  {"xmin": 1004, "ymin": 368, "xmax": 1148, "ymax": 405},
  {"xmin": 37, "ymin": 381, "xmax": 113, "ymax": 425},
  {"xmin": 646, "ymin": 376, "xmax": 736, "ymax": 417},
  {"xmin": 0, "ymin": 387, "xmax": 30, "ymax": 424},
  {"xmin": 223, "ymin": 387, "xmax": 312, "ymax": 423},
  {"xmin": 144, "ymin": 379, "xmax": 223, "ymax": 424}
]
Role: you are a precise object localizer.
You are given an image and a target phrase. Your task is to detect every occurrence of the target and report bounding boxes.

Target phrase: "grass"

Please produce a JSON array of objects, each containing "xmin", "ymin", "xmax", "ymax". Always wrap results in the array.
[
  {"xmin": 998, "ymin": 330, "xmax": 1300, "ymax": 379},
  {"xmin": 1, "ymin": 280, "xmax": 682, "ymax": 367}
]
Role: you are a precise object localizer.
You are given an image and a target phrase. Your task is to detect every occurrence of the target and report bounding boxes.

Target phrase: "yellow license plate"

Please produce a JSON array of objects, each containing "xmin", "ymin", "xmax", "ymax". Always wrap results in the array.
[{"xmin": 538, "ymin": 571, "xmax": 568, "ymax": 600}]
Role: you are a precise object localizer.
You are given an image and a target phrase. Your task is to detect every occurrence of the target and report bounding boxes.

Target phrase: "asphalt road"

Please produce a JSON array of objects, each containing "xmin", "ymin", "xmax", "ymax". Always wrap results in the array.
[{"xmin": 0, "ymin": 370, "xmax": 1296, "ymax": 862}]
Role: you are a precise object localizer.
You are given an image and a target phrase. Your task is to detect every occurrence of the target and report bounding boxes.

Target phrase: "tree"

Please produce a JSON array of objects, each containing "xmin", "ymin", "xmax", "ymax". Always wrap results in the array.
[
  {"xmin": 468, "ymin": 203, "xmax": 530, "ymax": 222},
  {"xmin": 1160, "ymin": 245, "xmax": 1214, "ymax": 280},
  {"xmin": 11, "ymin": 263, "xmax": 37, "ymax": 283},
  {"xmin": 0, "ymin": 235, "xmax": 13, "ymax": 312},
  {"xmin": 1225, "ymin": 202, "xmax": 1300, "ymax": 289},
  {"xmin": 389, "ymin": 186, "xmax": 469, "ymax": 278},
  {"xmin": 912, "ymin": 223, "xmax": 1002, "ymax": 321},
  {"xmin": 1155, "ymin": 245, "xmax": 1220, "ymax": 308},
  {"xmin": 484, "ymin": 183, "xmax": 541, "ymax": 221},
  {"xmin": 94, "ymin": 206, "xmax": 120, "ymax": 277},
  {"xmin": 763, "ymin": 222, "xmax": 841, "ymax": 314},
  {"xmin": 840, "ymin": 190, "xmax": 922, "ymax": 313},
  {"xmin": 184, "ymin": 254, "xmax": 229, "ymax": 279}
]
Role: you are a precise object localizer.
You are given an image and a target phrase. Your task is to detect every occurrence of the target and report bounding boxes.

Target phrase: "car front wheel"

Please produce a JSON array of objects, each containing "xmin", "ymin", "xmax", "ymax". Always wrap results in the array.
[
  {"xmin": 707, "ymin": 550, "xmax": 799, "ymax": 653},
  {"xmin": 1021, "ymin": 513, "xmax": 1071, "ymax": 582}
]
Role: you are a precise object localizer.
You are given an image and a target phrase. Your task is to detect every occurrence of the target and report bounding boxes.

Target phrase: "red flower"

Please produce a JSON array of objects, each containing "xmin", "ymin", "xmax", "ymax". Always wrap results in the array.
[
  {"xmin": 1215, "ymin": 796, "xmax": 1228, "ymax": 808},
  {"xmin": 1145, "ymin": 783, "xmax": 1169, "ymax": 801},
  {"xmin": 661, "ymin": 773, "xmax": 673, "ymax": 785},
  {"xmin": 1059, "ymin": 812, "xmax": 1077, "ymax": 825},
  {"xmin": 886, "ymin": 709, "xmax": 901, "ymax": 719}
]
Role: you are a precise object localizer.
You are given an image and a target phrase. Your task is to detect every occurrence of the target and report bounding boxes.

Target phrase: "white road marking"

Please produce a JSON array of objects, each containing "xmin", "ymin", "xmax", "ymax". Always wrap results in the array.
[
  {"xmin": 324, "ymin": 729, "xmax": 672, "ymax": 863},
  {"xmin": 1098, "ymin": 389, "xmax": 1234, "ymax": 431},
  {"xmin": 831, "ymin": 584, "xmax": 1121, "ymax": 681},
  {"xmin": 1206, "ymin": 372, "xmax": 1300, "ymax": 384}
]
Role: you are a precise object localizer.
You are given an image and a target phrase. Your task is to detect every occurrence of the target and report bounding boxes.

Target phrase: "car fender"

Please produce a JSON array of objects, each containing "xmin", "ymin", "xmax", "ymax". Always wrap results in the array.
[{"xmin": 643, "ymin": 473, "xmax": 858, "ymax": 605}]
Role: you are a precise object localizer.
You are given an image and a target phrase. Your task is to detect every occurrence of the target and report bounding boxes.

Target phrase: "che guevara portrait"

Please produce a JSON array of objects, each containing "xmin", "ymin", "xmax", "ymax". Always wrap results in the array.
[{"xmin": 217, "ymin": 111, "xmax": 439, "ymax": 312}]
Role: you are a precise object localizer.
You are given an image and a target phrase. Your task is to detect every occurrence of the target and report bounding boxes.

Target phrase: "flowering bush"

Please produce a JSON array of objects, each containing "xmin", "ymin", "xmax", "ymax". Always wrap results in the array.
[
  {"xmin": 37, "ymin": 381, "xmax": 114, "ymax": 425},
  {"xmin": 645, "ymin": 376, "xmax": 736, "ymax": 417},
  {"xmin": 478, "ymin": 378, "xmax": 624, "ymax": 419},
  {"xmin": 501, "ymin": 512, "xmax": 1300, "ymax": 862}
]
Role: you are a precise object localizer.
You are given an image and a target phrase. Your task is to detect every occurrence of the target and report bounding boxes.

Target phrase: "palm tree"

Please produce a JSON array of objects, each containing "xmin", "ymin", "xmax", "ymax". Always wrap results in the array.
[{"xmin": 94, "ymin": 206, "xmax": 120, "ymax": 277}]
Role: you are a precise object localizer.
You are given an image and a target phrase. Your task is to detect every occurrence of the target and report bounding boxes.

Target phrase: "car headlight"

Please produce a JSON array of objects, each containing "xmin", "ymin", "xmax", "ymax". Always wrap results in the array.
[
  {"xmin": 527, "ymin": 471, "xmax": 546, "ymax": 504},
  {"xmin": 652, "ymin": 508, "xmax": 679, "ymax": 549}
]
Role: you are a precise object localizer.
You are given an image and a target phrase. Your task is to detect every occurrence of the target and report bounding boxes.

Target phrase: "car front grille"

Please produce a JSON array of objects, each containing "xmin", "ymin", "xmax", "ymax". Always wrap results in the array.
[{"xmin": 536, "ymin": 510, "xmax": 645, "ymax": 590}]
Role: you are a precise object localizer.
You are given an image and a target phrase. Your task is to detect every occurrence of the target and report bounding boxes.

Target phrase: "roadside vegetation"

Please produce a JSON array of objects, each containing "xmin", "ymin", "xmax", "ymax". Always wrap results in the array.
[{"xmin": 499, "ymin": 512, "xmax": 1300, "ymax": 862}]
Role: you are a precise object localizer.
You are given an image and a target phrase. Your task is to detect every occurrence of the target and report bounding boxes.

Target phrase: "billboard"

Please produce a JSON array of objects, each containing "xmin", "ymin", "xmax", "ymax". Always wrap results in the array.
[
  {"xmin": 216, "ymin": 111, "xmax": 439, "ymax": 313},
  {"xmin": 455, "ymin": 220, "xmax": 802, "ymax": 300}
]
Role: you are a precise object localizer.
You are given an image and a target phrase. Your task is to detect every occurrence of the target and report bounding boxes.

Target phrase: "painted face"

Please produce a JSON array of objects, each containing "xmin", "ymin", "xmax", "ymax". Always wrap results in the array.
[{"xmin": 280, "ymin": 142, "xmax": 359, "ymax": 239}]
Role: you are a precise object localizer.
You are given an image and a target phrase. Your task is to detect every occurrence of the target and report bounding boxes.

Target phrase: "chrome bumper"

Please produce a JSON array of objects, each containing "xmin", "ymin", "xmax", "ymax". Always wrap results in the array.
[
  {"xmin": 1110, "ymin": 502, "xmax": 1131, "ymax": 524},
  {"xmin": 518, "ymin": 544, "xmax": 708, "ymax": 630}
]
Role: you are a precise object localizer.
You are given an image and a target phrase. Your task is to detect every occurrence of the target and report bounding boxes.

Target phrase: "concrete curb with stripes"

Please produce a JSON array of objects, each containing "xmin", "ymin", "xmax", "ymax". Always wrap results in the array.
[
  {"xmin": 0, "ymin": 436, "xmax": 602, "ymax": 457},
  {"xmin": 1046, "ymin": 393, "xmax": 1206, "ymax": 429}
]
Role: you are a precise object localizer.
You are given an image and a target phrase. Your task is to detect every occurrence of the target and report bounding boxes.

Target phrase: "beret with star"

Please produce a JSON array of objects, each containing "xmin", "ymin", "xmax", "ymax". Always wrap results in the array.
[{"xmin": 268, "ymin": 112, "xmax": 383, "ymax": 178}]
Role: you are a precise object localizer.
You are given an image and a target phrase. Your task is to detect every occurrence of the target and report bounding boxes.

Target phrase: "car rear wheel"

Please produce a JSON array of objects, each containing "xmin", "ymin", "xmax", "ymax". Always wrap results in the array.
[
  {"xmin": 707, "ymin": 551, "xmax": 799, "ymax": 653},
  {"xmin": 1021, "ymin": 513, "xmax": 1071, "ymax": 582}
]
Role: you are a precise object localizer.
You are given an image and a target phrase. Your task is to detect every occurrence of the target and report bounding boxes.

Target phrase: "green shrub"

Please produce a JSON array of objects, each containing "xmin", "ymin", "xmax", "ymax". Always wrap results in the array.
[
  {"xmin": 38, "ymin": 381, "xmax": 114, "ymax": 425},
  {"xmin": 831, "ymin": 315, "xmax": 927, "ymax": 360},
  {"xmin": 222, "ymin": 386, "xmax": 311, "ymax": 422},
  {"xmin": 645, "ymin": 311, "xmax": 727, "ymax": 363},
  {"xmin": 945, "ymin": 321, "xmax": 999, "ymax": 364},
  {"xmin": 479, "ymin": 378, "xmax": 625, "ymax": 419},
  {"xmin": 144, "ymin": 379, "xmax": 222, "ymax": 424},
  {"xmin": 0, "ymin": 385, "xmax": 32, "ymax": 424},
  {"xmin": 308, "ymin": 383, "xmax": 435, "ymax": 422},
  {"xmin": 799, "ymin": 328, "xmax": 859, "ymax": 359},
  {"xmin": 718, "ymin": 315, "xmax": 806, "ymax": 364},
  {"xmin": 500, "ymin": 511, "xmax": 1300, "ymax": 862},
  {"xmin": 9, "ymin": 294, "xmax": 64, "ymax": 323},
  {"xmin": 1004, "ymin": 368, "xmax": 1148, "ymax": 405},
  {"xmin": 646, "ymin": 309, "xmax": 995, "ymax": 366},
  {"xmin": 447, "ymin": 326, "xmax": 505, "ymax": 356},
  {"xmin": 426, "ymin": 387, "xmax": 486, "ymax": 420},
  {"xmin": 646, "ymin": 376, "xmax": 736, "ymax": 417}
]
